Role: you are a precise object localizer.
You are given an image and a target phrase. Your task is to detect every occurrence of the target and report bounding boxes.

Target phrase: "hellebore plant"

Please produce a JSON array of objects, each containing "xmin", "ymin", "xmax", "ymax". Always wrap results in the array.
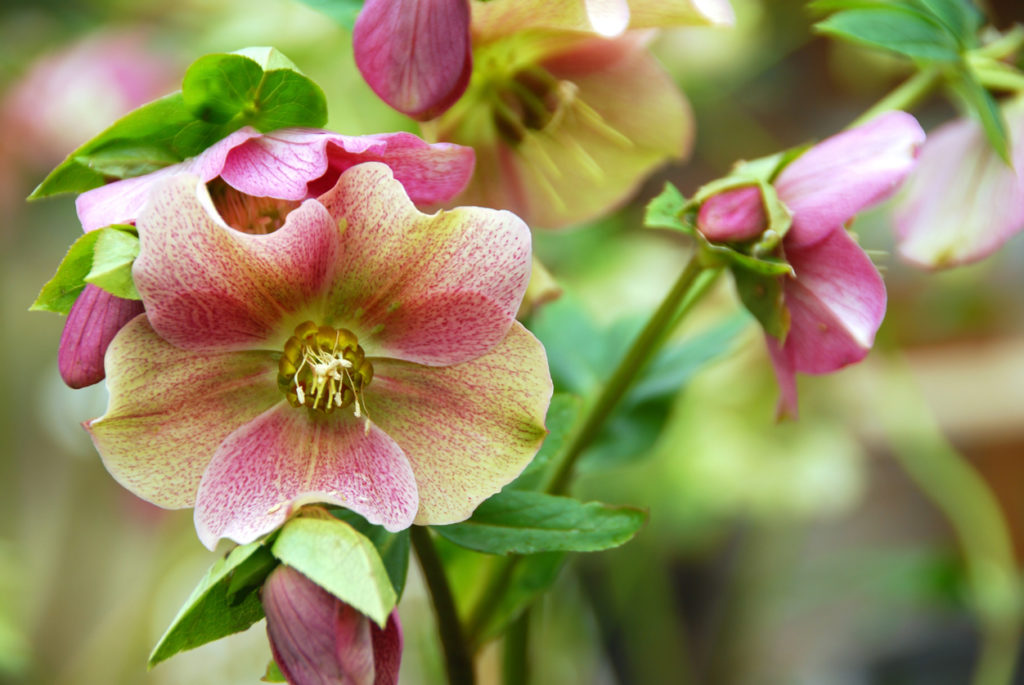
[
  {"xmin": 59, "ymin": 127, "xmax": 474, "ymax": 389},
  {"xmin": 893, "ymin": 96, "xmax": 1024, "ymax": 269},
  {"xmin": 86, "ymin": 163, "xmax": 552, "ymax": 549},
  {"xmin": 263, "ymin": 564, "xmax": 402, "ymax": 685},
  {"xmin": 353, "ymin": 0, "xmax": 734, "ymax": 228},
  {"xmin": 692, "ymin": 112, "xmax": 926, "ymax": 416}
]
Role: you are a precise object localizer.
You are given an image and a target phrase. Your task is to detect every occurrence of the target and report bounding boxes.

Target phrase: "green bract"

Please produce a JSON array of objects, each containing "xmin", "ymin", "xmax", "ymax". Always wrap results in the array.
[{"xmin": 31, "ymin": 225, "xmax": 140, "ymax": 313}]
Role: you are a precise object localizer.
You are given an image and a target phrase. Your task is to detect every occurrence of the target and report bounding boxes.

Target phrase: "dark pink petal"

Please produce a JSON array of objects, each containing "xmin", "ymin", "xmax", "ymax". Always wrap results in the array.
[
  {"xmin": 371, "ymin": 613, "xmax": 402, "ymax": 685},
  {"xmin": 318, "ymin": 163, "xmax": 531, "ymax": 366},
  {"xmin": 58, "ymin": 284, "xmax": 144, "ymax": 388},
  {"xmin": 354, "ymin": 0, "xmax": 471, "ymax": 120},
  {"xmin": 764, "ymin": 335, "xmax": 799, "ymax": 421},
  {"xmin": 133, "ymin": 175, "xmax": 341, "ymax": 352},
  {"xmin": 776, "ymin": 111, "xmax": 925, "ymax": 248},
  {"xmin": 75, "ymin": 127, "xmax": 261, "ymax": 231},
  {"xmin": 86, "ymin": 315, "xmax": 281, "ymax": 509},
  {"xmin": 264, "ymin": 564, "xmax": 378, "ymax": 685},
  {"xmin": 697, "ymin": 186, "xmax": 767, "ymax": 242},
  {"xmin": 368, "ymin": 323, "xmax": 551, "ymax": 524},
  {"xmin": 220, "ymin": 129, "xmax": 475, "ymax": 206},
  {"xmin": 194, "ymin": 405, "xmax": 418, "ymax": 549}
]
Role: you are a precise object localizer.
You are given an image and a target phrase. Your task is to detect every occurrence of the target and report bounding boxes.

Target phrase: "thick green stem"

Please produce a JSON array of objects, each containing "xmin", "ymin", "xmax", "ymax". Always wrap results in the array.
[
  {"xmin": 849, "ymin": 66, "xmax": 943, "ymax": 129},
  {"xmin": 545, "ymin": 256, "xmax": 707, "ymax": 494},
  {"xmin": 501, "ymin": 610, "xmax": 531, "ymax": 685},
  {"xmin": 411, "ymin": 527, "xmax": 476, "ymax": 685}
]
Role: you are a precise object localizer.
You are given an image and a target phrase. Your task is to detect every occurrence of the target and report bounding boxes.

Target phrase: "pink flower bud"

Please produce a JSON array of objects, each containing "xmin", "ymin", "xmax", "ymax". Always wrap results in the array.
[
  {"xmin": 696, "ymin": 185, "xmax": 767, "ymax": 242},
  {"xmin": 58, "ymin": 284, "xmax": 144, "ymax": 388},
  {"xmin": 263, "ymin": 565, "xmax": 401, "ymax": 685}
]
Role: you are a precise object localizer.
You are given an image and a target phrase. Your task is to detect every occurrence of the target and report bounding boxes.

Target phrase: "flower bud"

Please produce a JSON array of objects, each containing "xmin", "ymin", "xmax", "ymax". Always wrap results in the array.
[
  {"xmin": 696, "ymin": 185, "xmax": 767, "ymax": 243},
  {"xmin": 58, "ymin": 284, "xmax": 144, "ymax": 388},
  {"xmin": 262, "ymin": 565, "xmax": 402, "ymax": 685}
]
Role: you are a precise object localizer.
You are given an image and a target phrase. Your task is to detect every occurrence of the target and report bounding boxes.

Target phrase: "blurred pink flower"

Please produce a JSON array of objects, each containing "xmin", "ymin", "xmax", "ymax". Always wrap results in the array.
[
  {"xmin": 60, "ymin": 127, "xmax": 474, "ymax": 389},
  {"xmin": 697, "ymin": 112, "xmax": 925, "ymax": 417},
  {"xmin": 354, "ymin": 0, "xmax": 472, "ymax": 121},
  {"xmin": 86, "ymin": 163, "xmax": 551, "ymax": 549},
  {"xmin": 263, "ymin": 564, "xmax": 401, "ymax": 685},
  {"xmin": 893, "ymin": 97, "xmax": 1024, "ymax": 268},
  {"xmin": 422, "ymin": 0, "xmax": 734, "ymax": 228}
]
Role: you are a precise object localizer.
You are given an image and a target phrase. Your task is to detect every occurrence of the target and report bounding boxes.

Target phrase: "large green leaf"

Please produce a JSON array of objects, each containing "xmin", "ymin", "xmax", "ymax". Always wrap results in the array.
[
  {"xmin": 435, "ymin": 490, "xmax": 646, "ymax": 555},
  {"xmin": 30, "ymin": 48, "xmax": 327, "ymax": 199},
  {"xmin": 270, "ymin": 517, "xmax": 396, "ymax": 627},
  {"xmin": 149, "ymin": 542, "xmax": 277, "ymax": 667},
  {"xmin": 814, "ymin": 6, "xmax": 962, "ymax": 61}
]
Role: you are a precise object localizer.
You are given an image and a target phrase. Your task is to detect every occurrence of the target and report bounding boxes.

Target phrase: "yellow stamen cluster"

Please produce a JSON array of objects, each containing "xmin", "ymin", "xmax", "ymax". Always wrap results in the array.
[{"xmin": 277, "ymin": 321, "xmax": 373, "ymax": 417}]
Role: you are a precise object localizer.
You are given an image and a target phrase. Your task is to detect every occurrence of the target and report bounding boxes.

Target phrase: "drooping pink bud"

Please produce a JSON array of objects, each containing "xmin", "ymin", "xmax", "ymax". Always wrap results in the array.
[
  {"xmin": 696, "ymin": 185, "xmax": 767, "ymax": 242},
  {"xmin": 353, "ymin": 0, "xmax": 472, "ymax": 121},
  {"xmin": 58, "ymin": 284, "xmax": 144, "ymax": 388},
  {"xmin": 262, "ymin": 564, "xmax": 402, "ymax": 685}
]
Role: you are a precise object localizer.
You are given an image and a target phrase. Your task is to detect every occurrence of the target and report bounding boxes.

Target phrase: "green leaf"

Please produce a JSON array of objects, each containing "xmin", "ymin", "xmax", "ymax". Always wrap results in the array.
[
  {"xmin": 435, "ymin": 490, "xmax": 646, "ymax": 555},
  {"xmin": 263, "ymin": 660, "xmax": 287, "ymax": 682},
  {"xmin": 84, "ymin": 226, "xmax": 141, "ymax": 299},
  {"xmin": 182, "ymin": 54, "xmax": 265, "ymax": 124},
  {"xmin": 30, "ymin": 230, "xmax": 102, "ymax": 314},
  {"xmin": 815, "ymin": 7, "xmax": 962, "ymax": 61},
  {"xmin": 910, "ymin": 0, "xmax": 982, "ymax": 48},
  {"xmin": 271, "ymin": 517, "xmax": 397, "ymax": 626},
  {"xmin": 472, "ymin": 552, "xmax": 566, "ymax": 643},
  {"xmin": 951, "ymin": 67, "xmax": 1012, "ymax": 163},
  {"xmin": 149, "ymin": 542, "xmax": 277, "ymax": 667},
  {"xmin": 297, "ymin": 0, "xmax": 365, "ymax": 30},
  {"xmin": 30, "ymin": 49, "xmax": 327, "ymax": 200},
  {"xmin": 643, "ymin": 182, "xmax": 691, "ymax": 234},
  {"xmin": 509, "ymin": 394, "xmax": 584, "ymax": 491},
  {"xmin": 327, "ymin": 510, "xmax": 411, "ymax": 598},
  {"xmin": 731, "ymin": 266, "xmax": 790, "ymax": 341}
]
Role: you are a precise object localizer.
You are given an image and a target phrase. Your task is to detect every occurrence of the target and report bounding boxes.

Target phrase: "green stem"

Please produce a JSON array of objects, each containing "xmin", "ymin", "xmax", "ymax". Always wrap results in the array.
[
  {"xmin": 849, "ymin": 65, "xmax": 943, "ymax": 129},
  {"xmin": 874, "ymin": 359, "xmax": 1022, "ymax": 685},
  {"xmin": 501, "ymin": 610, "xmax": 530, "ymax": 685},
  {"xmin": 411, "ymin": 527, "xmax": 476, "ymax": 685},
  {"xmin": 545, "ymin": 256, "xmax": 707, "ymax": 495},
  {"xmin": 973, "ymin": 64, "xmax": 1024, "ymax": 93},
  {"xmin": 974, "ymin": 25, "xmax": 1024, "ymax": 60}
]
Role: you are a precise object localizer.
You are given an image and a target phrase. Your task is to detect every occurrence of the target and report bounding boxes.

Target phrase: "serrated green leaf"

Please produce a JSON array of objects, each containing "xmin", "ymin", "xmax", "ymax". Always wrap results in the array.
[
  {"xmin": 149, "ymin": 541, "xmax": 276, "ymax": 667},
  {"xmin": 815, "ymin": 7, "xmax": 962, "ymax": 61},
  {"xmin": 435, "ymin": 490, "xmax": 646, "ymax": 555},
  {"xmin": 84, "ymin": 226, "xmax": 141, "ymax": 299},
  {"xmin": 30, "ymin": 230, "xmax": 102, "ymax": 314},
  {"xmin": 643, "ymin": 182, "xmax": 692, "ymax": 233},
  {"xmin": 510, "ymin": 394, "xmax": 584, "ymax": 491},
  {"xmin": 327, "ymin": 510, "xmax": 410, "ymax": 598},
  {"xmin": 182, "ymin": 54, "xmax": 264, "ymax": 124},
  {"xmin": 271, "ymin": 517, "xmax": 396, "ymax": 627},
  {"xmin": 297, "ymin": 0, "xmax": 365, "ymax": 30},
  {"xmin": 731, "ymin": 266, "xmax": 790, "ymax": 340}
]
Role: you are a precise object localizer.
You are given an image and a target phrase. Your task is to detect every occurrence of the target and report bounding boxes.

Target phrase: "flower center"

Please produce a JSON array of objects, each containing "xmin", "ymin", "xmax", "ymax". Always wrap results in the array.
[
  {"xmin": 491, "ymin": 66, "xmax": 561, "ymax": 145},
  {"xmin": 207, "ymin": 178, "xmax": 302, "ymax": 235},
  {"xmin": 277, "ymin": 321, "xmax": 373, "ymax": 417}
]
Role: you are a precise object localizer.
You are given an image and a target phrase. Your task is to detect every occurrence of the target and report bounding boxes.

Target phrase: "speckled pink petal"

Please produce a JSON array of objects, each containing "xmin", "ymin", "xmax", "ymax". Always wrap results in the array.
[
  {"xmin": 194, "ymin": 405, "xmax": 419, "ymax": 549},
  {"xmin": 85, "ymin": 315, "xmax": 280, "ymax": 509},
  {"xmin": 367, "ymin": 322, "xmax": 551, "ymax": 525},
  {"xmin": 318, "ymin": 163, "xmax": 531, "ymax": 366},
  {"xmin": 776, "ymin": 111, "xmax": 925, "ymax": 248},
  {"xmin": 764, "ymin": 335, "xmax": 799, "ymax": 421},
  {"xmin": 221, "ymin": 129, "xmax": 475, "ymax": 206},
  {"xmin": 75, "ymin": 127, "xmax": 261, "ymax": 231},
  {"xmin": 354, "ymin": 0, "xmax": 471, "ymax": 120},
  {"xmin": 58, "ymin": 284, "xmax": 144, "ymax": 388},
  {"xmin": 450, "ymin": 36, "xmax": 692, "ymax": 228},
  {"xmin": 781, "ymin": 227, "xmax": 886, "ymax": 375},
  {"xmin": 264, "ymin": 565, "xmax": 379, "ymax": 685},
  {"xmin": 894, "ymin": 99, "xmax": 1024, "ymax": 268},
  {"xmin": 133, "ymin": 175, "xmax": 341, "ymax": 352}
]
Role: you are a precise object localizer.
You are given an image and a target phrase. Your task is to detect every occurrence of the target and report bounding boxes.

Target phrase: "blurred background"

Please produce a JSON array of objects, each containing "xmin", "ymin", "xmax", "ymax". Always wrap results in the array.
[{"xmin": 3, "ymin": 0, "xmax": 1024, "ymax": 683}]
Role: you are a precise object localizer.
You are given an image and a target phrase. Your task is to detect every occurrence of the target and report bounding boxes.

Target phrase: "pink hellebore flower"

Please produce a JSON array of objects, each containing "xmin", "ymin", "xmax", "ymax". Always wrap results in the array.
[
  {"xmin": 424, "ymin": 0, "xmax": 735, "ymax": 229},
  {"xmin": 263, "ymin": 564, "xmax": 401, "ymax": 685},
  {"xmin": 894, "ymin": 97, "xmax": 1024, "ymax": 268},
  {"xmin": 354, "ymin": 0, "xmax": 472, "ymax": 121},
  {"xmin": 59, "ymin": 127, "xmax": 474, "ymax": 389},
  {"xmin": 697, "ymin": 112, "xmax": 926, "ymax": 417},
  {"xmin": 86, "ymin": 162, "xmax": 552, "ymax": 549}
]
